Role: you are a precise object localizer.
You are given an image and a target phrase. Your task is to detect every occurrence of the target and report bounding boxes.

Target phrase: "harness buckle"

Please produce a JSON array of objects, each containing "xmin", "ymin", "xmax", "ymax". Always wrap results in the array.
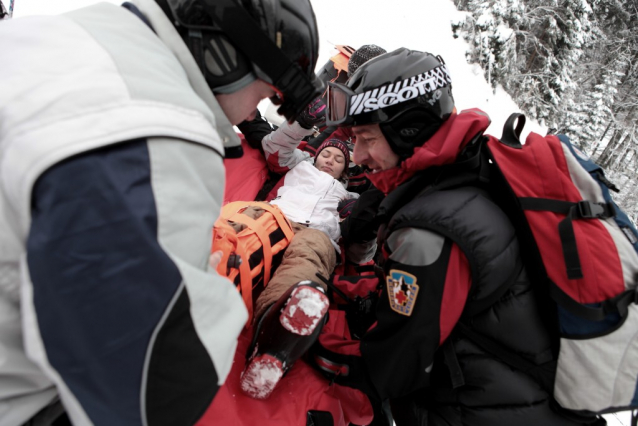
[{"xmin": 576, "ymin": 201, "xmax": 614, "ymax": 219}]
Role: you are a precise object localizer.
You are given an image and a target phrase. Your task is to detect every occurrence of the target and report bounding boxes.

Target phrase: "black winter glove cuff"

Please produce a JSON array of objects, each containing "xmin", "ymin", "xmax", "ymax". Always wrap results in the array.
[{"xmin": 296, "ymin": 97, "xmax": 327, "ymax": 129}]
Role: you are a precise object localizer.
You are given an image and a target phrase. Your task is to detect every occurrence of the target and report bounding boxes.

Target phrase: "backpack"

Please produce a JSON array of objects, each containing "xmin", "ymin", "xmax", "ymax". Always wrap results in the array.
[
  {"xmin": 315, "ymin": 44, "xmax": 354, "ymax": 87},
  {"xmin": 479, "ymin": 113, "xmax": 638, "ymax": 416},
  {"xmin": 212, "ymin": 201, "xmax": 294, "ymax": 324}
]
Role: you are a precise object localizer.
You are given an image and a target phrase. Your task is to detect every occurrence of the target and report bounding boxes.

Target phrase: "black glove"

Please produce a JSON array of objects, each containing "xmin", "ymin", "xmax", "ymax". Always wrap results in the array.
[
  {"xmin": 338, "ymin": 198, "xmax": 357, "ymax": 220},
  {"xmin": 340, "ymin": 187, "xmax": 385, "ymax": 244},
  {"xmin": 296, "ymin": 97, "xmax": 326, "ymax": 129},
  {"xmin": 236, "ymin": 109, "xmax": 274, "ymax": 153}
]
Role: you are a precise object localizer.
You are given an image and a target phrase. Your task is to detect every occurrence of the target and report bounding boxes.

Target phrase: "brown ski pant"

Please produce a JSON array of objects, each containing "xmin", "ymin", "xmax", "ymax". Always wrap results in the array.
[{"xmin": 253, "ymin": 222, "xmax": 336, "ymax": 322}]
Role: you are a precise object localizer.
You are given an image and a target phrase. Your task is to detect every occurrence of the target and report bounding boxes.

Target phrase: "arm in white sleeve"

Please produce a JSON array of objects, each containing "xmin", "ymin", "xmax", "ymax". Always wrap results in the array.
[{"xmin": 261, "ymin": 120, "xmax": 314, "ymax": 173}]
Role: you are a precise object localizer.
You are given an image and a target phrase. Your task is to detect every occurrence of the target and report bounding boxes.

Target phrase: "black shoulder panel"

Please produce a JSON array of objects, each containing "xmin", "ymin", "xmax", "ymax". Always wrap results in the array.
[{"xmin": 388, "ymin": 186, "xmax": 521, "ymax": 309}]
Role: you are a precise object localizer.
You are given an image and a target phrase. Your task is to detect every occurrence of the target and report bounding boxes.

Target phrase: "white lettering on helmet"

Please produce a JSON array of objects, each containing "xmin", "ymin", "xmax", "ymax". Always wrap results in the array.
[{"xmin": 350, "ymin": 64, "xmax": 452, "ymax": 116}]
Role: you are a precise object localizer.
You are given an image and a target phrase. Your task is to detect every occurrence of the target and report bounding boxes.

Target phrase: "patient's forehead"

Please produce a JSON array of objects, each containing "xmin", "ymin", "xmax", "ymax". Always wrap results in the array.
[{"xmin": 321, "ymin": 146, "xmax": 345, "ymax": 159}]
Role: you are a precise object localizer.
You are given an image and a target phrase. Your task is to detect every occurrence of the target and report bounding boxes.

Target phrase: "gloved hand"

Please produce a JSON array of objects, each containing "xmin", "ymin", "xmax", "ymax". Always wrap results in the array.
[
  {"xmin": 340, "ymin": 187, "xmax": 385, "ymax": 244},
  {"xmin": 296, "ymin": 97, "xmax": 326, "ymax": 129},
  {"xmin": 338, "ymin": 198, "xmax": 357, "ymax": 220}
]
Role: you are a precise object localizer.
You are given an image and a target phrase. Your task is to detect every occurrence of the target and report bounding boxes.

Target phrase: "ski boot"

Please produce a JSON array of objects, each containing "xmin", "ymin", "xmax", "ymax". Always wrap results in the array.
[{"xmin": 240, "ymin": 280, "xmax": 330, "ymax": 399}]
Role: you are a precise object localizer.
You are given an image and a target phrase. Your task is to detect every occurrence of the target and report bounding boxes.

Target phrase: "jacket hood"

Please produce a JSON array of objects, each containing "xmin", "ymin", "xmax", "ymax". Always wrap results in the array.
[{"xmin": 366, "ymin": 108, "xmax": 491, "ymax": 194}]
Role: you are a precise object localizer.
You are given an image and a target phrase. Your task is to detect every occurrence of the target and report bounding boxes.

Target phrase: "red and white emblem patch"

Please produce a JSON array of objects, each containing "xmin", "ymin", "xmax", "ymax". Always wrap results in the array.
[{"xmin": 386, "ymin": 269, "xmax": 419, "ymax": 316}]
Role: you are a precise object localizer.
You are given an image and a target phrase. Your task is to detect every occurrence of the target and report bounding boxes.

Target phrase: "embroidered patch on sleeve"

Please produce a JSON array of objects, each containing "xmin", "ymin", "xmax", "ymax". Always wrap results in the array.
[{"xmin": 386, "ymin": 269, "xmax": 419, "ymax": 316}]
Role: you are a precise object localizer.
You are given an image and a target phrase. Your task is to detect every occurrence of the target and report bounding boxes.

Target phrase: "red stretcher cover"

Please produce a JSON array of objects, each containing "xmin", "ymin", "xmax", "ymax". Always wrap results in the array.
[{"xmin": 196, "ymin": 328, "xmax": 372, "ymax": 426}]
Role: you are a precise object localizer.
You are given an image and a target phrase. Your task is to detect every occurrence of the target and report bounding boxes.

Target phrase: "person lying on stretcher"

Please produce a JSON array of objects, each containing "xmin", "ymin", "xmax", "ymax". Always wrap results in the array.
[{"xmin": 213, "ymin": 99, "xmax": 369, "ymax": 400}]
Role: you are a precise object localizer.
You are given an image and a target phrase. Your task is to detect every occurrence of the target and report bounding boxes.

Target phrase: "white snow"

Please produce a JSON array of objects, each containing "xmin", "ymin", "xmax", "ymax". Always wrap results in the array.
[
  {"xmin": 294, "ymin": 287, "xmax": 329, "ymax": 318},
  {"xmin": 605, "ymin": 412, "xmax": 633, "ymax": 426},
  {"xmin": 280, "ymin": 315, "xmax": 308, "ymax": 335}
]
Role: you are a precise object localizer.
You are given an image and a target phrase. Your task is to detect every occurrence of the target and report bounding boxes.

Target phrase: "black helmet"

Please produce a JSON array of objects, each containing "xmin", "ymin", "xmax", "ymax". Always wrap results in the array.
[
  {"xmin": 161, "ymin": 0, "xmax": 322, "ymax": 122},
  {"xmin": 326, "ymin": 48, "xmax": 455, "ymax": 158}
]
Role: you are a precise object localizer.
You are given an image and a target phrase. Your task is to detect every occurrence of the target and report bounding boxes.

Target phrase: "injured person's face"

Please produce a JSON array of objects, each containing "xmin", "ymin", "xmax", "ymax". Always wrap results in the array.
[{"xmin": 314, "ymin": 147, "xmax": 346, "ymax": 179}]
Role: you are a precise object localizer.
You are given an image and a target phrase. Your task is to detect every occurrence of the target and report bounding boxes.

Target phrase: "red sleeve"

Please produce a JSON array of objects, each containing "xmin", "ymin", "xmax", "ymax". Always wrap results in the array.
[
  {"xmin": 223, "ymin": 136, "xmax": 269, "ymax": 203},
  {"xmin": 439, "ymin": 243, "xmax": 471, "ymax": 344}
]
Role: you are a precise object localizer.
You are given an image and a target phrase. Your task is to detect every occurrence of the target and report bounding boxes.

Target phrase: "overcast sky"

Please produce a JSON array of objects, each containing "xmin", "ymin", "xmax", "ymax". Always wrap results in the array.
[{"xmin": 11, "ymin": 0, "xmax": 545, "ymax": 138}]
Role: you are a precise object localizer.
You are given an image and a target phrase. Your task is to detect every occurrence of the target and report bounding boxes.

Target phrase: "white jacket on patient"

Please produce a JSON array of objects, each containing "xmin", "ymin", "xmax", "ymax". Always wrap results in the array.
[{"xmin": 262, "ymin": 121, "xmax": 359, "ymax": 248}]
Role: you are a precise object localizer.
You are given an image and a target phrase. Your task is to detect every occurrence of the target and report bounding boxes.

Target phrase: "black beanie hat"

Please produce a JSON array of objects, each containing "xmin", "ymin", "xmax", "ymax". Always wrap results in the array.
[{"xmin": 348, "ymin": 44, "xmax": 387, "ymax": 76}]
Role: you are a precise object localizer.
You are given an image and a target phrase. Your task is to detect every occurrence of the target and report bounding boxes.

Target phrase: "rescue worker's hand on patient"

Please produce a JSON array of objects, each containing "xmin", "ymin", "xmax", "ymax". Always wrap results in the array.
[
  {"xmin": 209, "ymin": 250, "xmax": 223, "ymax": 270},
  {"xmin": 296, "ymin": 97, "xmax": 326, "ymax": 129}
]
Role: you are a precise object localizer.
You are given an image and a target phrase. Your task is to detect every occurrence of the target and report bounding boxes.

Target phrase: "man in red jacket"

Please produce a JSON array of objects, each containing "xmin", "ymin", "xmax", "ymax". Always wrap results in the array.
[{"xmin": 324, "ymin": 47, "xmax": 604, "ymax": 426}]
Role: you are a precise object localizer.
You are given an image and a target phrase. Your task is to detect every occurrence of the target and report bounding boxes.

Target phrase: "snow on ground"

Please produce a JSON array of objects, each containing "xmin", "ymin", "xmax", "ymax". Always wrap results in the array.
[
  {"xmin": 606, "ymin": 412, "xmax": 633, "ymax": 426},
  {"xmin": 264, "ymin": 0, "xmax": 547, "ymax": 138},
  {"xmin": 10, "ymin": 1, "xmax": 635, "ymax": 424}
]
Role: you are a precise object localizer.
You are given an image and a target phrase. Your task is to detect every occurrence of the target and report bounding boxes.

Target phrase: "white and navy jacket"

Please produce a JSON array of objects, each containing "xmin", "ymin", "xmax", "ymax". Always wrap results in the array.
[
  {"xmin": 0, "ymin": 1, "xmax": 247, "ymax": 425},
  {"xmin": 262, "ymin": 121, "xmax": 358, "ymax": 247}
]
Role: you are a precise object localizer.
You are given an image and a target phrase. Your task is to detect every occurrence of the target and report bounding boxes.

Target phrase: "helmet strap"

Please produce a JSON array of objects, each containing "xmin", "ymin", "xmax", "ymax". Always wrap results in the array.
[
  {"xmin": 187, "ymin": 29, "xmax": 255, "ymax": 94},
  {"xmin": 200, "ymin": 0, "xmax": 320, "ymax": 121}
]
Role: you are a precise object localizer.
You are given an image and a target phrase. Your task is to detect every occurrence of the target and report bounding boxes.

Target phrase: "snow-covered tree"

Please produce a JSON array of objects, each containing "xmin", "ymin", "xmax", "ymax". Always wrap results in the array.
[
  {"xmin": 454, "ymin": 0, "xmax": 596, "ymax": 126},
  {"xmin": 453, "ymin": 0, "xmax": 638, "ymax": 218}
]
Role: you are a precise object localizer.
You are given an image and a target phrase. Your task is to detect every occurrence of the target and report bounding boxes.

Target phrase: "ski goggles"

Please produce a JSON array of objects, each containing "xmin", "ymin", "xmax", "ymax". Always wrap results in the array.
[
  {"xmin": 326, "ymin": 81, "xmax": 389, "ymax": 127},
  {"xmin": 326, "ymin": 81, "xmax": 357, "ymax": 127},
  {"xmin": 166, "ymin": 0, "xmax": 323, "ymax": 122},
  {"xmin": 327, "ymin": 65, "xmax": 453, "ymax": 127}
]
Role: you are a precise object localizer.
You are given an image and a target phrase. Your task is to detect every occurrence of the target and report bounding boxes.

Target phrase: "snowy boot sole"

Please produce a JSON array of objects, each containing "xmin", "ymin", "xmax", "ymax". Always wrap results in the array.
[
  {"xmin": 240, "ymin": 281, "xmax": 329, "ymax": 399},
  {"xmin": 240, "ymin": 353, "xmax": 284, "ymax": 400},
  {"xmin": 280, "ymin": 285, "xmax": 329, "ymax": 336}
]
